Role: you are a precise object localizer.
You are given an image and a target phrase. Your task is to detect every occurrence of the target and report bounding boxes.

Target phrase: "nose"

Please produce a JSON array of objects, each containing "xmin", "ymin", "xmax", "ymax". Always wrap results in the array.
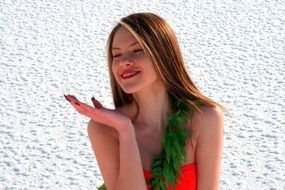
[{"xmin": 118, "ymin": 54, "xmax": 134, "ymax": 67}]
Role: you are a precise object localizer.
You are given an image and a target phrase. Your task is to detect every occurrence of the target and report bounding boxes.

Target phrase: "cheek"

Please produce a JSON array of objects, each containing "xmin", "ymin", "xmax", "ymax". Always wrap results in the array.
[
  {"xmin": 145, "ymin": 61, "xmax": 158, "ymax": 78},
  {"xmin": 150, "ymin": 69, "xmax": 158, "ymax": 80},
  {"xmin": 137, "ymin": 53, "xmax": 149, "ymax": 62}
]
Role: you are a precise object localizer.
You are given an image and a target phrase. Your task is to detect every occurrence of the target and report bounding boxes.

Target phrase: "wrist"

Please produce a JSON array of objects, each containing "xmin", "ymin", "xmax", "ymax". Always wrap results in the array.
[{"xmin": 117, "ymin": 120, "xmax": 135, "ymax": 141}]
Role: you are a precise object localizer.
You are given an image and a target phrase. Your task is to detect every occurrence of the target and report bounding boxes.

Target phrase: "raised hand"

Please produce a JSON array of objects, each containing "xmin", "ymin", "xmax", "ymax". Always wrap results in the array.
[
  {"xmin": 64, "ymin": 94, "xmax": 133, "ymax": 133},
  {"xmin": 91, "ymin": 97, "xmax": 103, "ymax": 109}
]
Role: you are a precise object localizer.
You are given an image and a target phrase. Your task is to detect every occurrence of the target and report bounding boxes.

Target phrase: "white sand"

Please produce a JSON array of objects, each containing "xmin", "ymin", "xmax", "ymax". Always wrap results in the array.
[{"xmin": 1, "ymin": 0, "xmax": 284, "ymax": 189}]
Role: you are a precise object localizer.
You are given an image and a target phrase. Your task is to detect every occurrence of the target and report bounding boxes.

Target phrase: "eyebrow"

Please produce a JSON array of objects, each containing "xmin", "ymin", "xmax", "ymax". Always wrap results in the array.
[{"xmin": 112, "ymin": 42, "xmax": 140, "ymax": 50}]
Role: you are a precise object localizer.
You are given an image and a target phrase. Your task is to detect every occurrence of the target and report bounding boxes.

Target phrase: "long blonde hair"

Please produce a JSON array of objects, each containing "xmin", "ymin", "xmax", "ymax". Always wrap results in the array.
[{"xmin": 107, "ymin": 12, "xmax": 225, "ymax": 111}]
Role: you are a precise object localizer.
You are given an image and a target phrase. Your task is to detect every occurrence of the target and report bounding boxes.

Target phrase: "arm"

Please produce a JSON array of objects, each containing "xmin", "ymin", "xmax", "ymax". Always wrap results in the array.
[
  {"xmin": 64, "ymin": 95, "xmax": 147, "ymax": 190},
  {"xmin": 194, "ymin": 106, "xmax": 224, "ymax": 190},
  {"xmin": 88, "ymin": 119, "xmax": 147, "ymax": 190},
  {"xmin": 87, "ymin": 120, "xmax": 119, "ymax": 189}
]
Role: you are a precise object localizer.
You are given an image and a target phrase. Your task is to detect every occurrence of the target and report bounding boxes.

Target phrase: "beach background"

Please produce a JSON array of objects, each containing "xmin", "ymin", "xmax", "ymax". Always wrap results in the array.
[{"xmin": 1, "ymin": 0, "xmax": 284, "ymax": 189}]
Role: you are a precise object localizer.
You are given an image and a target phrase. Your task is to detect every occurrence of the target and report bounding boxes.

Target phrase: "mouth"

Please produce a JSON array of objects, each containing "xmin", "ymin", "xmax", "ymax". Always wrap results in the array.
[{"xmin": 121, "ymin": 71, "xmax": 141, "ymax": 79}]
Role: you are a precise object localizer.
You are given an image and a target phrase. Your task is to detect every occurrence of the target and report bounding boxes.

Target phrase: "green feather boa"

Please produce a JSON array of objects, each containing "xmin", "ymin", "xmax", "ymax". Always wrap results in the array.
[{"xmin": 98, "ymin": 96, "xmax": 198, "ymax": 190}]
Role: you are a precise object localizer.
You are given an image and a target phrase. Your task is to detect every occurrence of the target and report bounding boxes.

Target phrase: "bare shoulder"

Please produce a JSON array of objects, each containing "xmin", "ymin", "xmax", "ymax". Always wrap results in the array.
[
  {"xmin": 87, "ymin": 119, "xmax": 101, "ymax": 134},
  {"xmin": 196, "ymin": 105, "xmax": 224, "ymax": 123},
  {"xmin": 191, "ymin": 105, "xmax": 224, "ymax": 140},
  {"xmin": 191, "ymin": 105, "xmax": 224, "ymax": 189}
]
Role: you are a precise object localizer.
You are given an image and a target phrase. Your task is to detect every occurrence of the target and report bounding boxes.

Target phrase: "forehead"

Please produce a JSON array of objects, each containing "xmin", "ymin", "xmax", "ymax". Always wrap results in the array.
[{"xmin": 112, "ymin": 27, "xmax": 139, "ymax": 48}]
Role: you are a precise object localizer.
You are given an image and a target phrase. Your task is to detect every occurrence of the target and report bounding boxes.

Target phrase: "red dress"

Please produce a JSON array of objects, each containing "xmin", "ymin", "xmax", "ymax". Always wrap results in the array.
[{"xmin": 143, "ymin": 163, "xmax": 197, "ymax": 190}]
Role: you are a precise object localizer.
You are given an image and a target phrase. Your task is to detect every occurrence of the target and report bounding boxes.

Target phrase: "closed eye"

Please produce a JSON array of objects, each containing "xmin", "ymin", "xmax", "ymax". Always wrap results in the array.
[
  {"xmin": 113, "ymin": 54, "xmax": 122, "ymax": 58},
  {"xmin": 133, "ymin": 49, "xmax": 143, "ymax": 53}
]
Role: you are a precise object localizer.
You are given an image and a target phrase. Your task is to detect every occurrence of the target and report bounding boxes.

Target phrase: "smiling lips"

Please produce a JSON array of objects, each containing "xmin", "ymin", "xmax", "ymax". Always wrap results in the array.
[{"xmin": 121, "ymin": 69, "xmax": 141, "ymax": 79}]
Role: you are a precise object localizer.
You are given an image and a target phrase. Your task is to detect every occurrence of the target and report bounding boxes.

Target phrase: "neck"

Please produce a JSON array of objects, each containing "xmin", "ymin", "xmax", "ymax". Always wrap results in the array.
[{"xmin": 132, "ymin": 83, "xmax": 171, "ymax": 130}]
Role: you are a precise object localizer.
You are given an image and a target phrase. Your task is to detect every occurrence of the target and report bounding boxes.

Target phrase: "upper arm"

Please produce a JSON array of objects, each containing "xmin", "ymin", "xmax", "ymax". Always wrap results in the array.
[
  {"xmin": 87, "ymin": 119, "xmax": 119, "ymax": 189},
  {"xmin": 194, "ymin": 106, "xmax": 224, "ymax": 190}
]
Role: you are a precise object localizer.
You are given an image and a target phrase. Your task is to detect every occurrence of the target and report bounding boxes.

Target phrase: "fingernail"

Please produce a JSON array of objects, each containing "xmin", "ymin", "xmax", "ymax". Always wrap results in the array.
[
  {"xmin": 91, "ymin": 97, "xmax": 95, "ymax": 101},
  {"xmin": 64, "ymin": 95, "xmax": 71, "ymax": 102}
]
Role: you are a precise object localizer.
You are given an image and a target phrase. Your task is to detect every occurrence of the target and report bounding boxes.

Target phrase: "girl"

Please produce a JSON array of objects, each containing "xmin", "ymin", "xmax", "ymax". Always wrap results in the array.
[{"xmin": 64, "ymin": 12, "xmax": 225, "ymax": 190}]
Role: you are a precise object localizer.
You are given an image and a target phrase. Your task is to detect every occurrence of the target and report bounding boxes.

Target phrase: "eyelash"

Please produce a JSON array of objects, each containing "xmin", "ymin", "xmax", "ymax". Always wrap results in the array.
[
  {"xmin": 112, "ymin": 49, "xmax": 143, "ymax": 58},
  {"xmin": 133, "ymin": 49, "xmax": 143, "ymax": 53},
  {"xmin": 113, "ymin": 54, "xmax": 122, "ymax": 58}
]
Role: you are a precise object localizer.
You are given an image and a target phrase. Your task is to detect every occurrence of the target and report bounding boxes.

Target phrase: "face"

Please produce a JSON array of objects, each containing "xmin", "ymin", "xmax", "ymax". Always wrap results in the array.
[{"xmin": 111, "ymin": 27, "xmax": 159, "ymax": 94}]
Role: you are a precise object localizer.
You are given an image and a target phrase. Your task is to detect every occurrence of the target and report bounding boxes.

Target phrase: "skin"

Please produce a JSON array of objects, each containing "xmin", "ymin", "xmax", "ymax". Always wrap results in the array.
[{"xmin": 64, "ymin": 27, "xmax": 224, "ymax": 190}]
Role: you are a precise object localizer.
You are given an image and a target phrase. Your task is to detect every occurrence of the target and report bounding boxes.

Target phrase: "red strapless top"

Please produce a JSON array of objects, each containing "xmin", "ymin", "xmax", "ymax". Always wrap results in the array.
[{"xmin": 143, "ymin": 163, "xmax": 197, "ymax": 190}]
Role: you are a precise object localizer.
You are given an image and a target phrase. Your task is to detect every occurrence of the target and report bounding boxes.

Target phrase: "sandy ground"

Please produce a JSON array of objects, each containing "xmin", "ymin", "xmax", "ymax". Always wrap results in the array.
[{"xmin": 1, "ymin": 0, "xmax": 284, "ymax": 189}]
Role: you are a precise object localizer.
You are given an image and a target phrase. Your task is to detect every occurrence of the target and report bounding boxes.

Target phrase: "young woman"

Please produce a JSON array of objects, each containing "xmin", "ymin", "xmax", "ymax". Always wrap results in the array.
[{"xmin": 64, "ymin": 12, "xmax": 225, "ymax": 190}]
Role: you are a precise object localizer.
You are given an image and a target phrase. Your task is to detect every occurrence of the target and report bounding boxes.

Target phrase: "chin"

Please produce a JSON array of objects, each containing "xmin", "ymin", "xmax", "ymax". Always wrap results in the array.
[
  {"xmin": 121, "ymin": 86, "xmax": 140, "ymax": 94},
  {"xmin": 120, "ymin": 82, "xmax": 149, "ymax": 94}
]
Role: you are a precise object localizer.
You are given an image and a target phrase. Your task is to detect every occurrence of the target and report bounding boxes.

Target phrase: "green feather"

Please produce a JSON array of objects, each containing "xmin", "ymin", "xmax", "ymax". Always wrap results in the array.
[
  {"xmin": 147, "ymin": 95, "xmax": 194, "ymax": 189},
  {"xmin": 97, "ymin": 184, "xmax": 106, "ymax": 190},
  {"xmin": 98, "ymin": 95, "xmax": 199, "ymax": 190}
]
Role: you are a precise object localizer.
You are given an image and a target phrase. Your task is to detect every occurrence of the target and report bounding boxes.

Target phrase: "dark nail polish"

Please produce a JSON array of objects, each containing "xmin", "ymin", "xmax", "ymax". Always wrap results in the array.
[
  {"xmin": 91, "ymin": 97, "xmax": 95, "ymax": 101},
  {"xmin": 64, "ymin": 95, "xmax": 71, "ymax": 102}
]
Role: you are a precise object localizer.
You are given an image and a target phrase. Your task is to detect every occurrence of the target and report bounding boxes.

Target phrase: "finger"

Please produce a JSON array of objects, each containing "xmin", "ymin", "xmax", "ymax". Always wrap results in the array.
[
  {"xmin": 65, "ymin": 97, "xmax": 114, "ymax": 124},
  {"xmin": 72, "ymin": 102, "xmax": 103, "ymax": 119},
  {"xmin": 70, "ymin": 102, "xmax": 92, "ymax": 117},
  {"xmin": 75, "ymin": 104, "xmax": 101, "ymax": 120},
  {"xmin": 64, "ymin": 95, "xmax": 98, "ymax": 119},
  {"xmin": 64, "ymin": 94, "xmax": 74, "ymax": 102},
  {"xmin": 65, "ymin": 95, "xmax": 83, "ymax": 110},
  {"xmin": 65, "ymin": 95, "xmax": 82, "ymax": 108},
  {"xmin": 68, "ymin": 95, "xmax": 80, "ymax": 102},
  {"xmin": 71, "ymin": 101, "xmax": 95, "ymax": 112},
  {"xmin": 78, "ymin": 102, "xmax": 96, "ymax": 112},
  {"xmin": 91, "ymin": 97, "xmax": 103, "ymax": 109},
  {"xmin": 63, "ymin": 94, "xmax": 71, "ymax": 102}
]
